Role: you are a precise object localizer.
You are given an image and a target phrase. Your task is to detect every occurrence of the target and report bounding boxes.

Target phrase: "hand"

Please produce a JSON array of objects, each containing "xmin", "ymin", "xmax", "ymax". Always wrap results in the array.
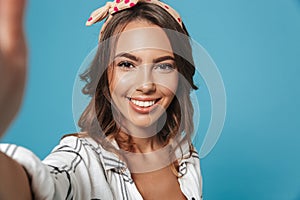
[{"xmin": 0, "ymin": 0, "xmax": 27, "ymax": 138}]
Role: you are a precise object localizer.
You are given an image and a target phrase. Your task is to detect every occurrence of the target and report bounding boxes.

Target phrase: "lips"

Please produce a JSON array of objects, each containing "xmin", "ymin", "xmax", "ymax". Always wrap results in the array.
[
  {"xmin": 128, "ymin": 97, "xmax": 161, "ymax": 113},
  {"xmin": 131, "ymin": 99, "xmax": 155, "ymax": 107}
]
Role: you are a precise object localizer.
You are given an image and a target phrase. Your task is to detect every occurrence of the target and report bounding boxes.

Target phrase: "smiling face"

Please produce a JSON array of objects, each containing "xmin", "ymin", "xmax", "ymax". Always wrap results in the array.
[{"xmin": 108, "ymin": 20, "xmax": 179, "ymax": 132}]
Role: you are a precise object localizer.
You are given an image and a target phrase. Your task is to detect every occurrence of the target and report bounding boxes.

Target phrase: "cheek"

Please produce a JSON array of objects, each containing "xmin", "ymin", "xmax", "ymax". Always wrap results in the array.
[
  {"xmin": 109, "ymin": 70, "xmax": 137, "ymax": 96},
  {"xmin": 155, "ymin": 72, "xmax": 179, "ymax": 95}
]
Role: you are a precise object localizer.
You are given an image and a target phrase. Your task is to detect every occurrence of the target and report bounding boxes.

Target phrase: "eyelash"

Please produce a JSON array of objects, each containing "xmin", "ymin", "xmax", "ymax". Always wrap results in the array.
[
  {"xmin": 154, "ymin": 63, "xmax": 175, "ymax": 71},
  {"xmin": 116, "ymin": 61, "xmax": 175, "ymax": 72},
  {"xmin": 117, "ymin": 61, "xmax": 135, "ymax": 70}
]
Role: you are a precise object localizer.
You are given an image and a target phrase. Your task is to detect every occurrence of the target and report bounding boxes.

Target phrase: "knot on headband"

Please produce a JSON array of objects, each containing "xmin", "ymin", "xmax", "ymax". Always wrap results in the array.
[{"xmin": 86, "ymin": 0, "xmax": 183, "ymax": 35}]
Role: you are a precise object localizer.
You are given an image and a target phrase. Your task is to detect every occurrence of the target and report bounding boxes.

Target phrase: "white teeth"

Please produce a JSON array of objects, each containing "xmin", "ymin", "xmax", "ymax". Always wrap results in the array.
[{"xmin": 131, "ymin": 99, "xmax": 155, "ymax": 107}]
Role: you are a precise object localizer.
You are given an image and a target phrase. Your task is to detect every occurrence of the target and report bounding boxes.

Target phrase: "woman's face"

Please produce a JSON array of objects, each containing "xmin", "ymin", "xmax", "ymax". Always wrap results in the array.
[{"xmin": 108, "ymin": 20, "xmax": 179, "ymax": 129}]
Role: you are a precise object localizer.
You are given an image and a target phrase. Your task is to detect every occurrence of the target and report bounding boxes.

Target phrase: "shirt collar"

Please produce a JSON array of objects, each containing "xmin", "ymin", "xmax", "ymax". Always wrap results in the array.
[
  {"xmin": 99, "ymin": 139, "xmax": 128, "ymax": 171},
  {"xmin": 98, "ymin": 137, "xmax": 197, "ymax": 172}
]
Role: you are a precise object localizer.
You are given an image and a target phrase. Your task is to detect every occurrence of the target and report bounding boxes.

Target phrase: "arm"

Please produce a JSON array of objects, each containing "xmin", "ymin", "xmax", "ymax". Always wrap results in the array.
[
  {"xmin": 0, "ymin": 0, "xmax": 27, "ymax": 136},
  {"xmin": 0, "ymin": 0, "xmax": 31, "ymax": 199},
  {"xmin": 0, "ymin": 152, "xmax": 31, "ymax": 200}
]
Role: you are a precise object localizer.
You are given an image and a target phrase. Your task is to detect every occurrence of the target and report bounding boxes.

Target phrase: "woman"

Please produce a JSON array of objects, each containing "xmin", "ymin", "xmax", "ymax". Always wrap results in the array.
[{"xmin": 0, "ymin": 1, "xmax": 202, "ymax": 199}]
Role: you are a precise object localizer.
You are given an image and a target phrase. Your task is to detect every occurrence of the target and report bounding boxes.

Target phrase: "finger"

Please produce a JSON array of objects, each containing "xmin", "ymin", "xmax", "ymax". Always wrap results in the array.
[{"xmin": 0, "ymin": 0, "xmax": 27, "ymax": 54}]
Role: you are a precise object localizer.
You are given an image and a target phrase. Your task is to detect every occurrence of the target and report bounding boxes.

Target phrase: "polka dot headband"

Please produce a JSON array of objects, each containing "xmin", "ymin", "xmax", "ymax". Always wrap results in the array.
[{"xmin": 86, "ymin": 0, "xmax": 183, "ymax": 36}]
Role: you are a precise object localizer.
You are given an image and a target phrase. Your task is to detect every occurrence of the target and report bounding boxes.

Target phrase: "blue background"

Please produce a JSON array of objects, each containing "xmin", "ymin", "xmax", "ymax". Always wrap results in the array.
[{"xmin": 2, "ymin": 0, "xmax": 300, "ymax": 199}]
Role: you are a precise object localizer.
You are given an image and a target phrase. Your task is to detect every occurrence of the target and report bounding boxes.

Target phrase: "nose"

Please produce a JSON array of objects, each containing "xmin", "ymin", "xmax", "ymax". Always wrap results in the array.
[
  {"xmin": 136, "ymin": 82, "xmax": 156, "ymax": 94},
  {"xmin": 135, "ymin": 65, "xmax": 156, "ymax": 94}
]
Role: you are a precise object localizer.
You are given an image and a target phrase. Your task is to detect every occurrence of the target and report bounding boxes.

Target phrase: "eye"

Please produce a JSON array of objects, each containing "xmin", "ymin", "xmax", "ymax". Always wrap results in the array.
[
  {"xmin": 154, "ymin": 63, "xmax": 175, "ymax": 72},
  {"xmin": 117, "ymin": 61, "xmax": 135, "ymax": 70}
]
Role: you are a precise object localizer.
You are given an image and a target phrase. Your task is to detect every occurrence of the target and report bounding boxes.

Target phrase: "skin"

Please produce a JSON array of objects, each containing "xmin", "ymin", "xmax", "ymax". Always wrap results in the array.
[
  {"xmin": 0, "ymin": 0, "xmax": 27, "ymax": 137},
  {"xmin": 0, "ymin": 5, "xmax": 185, "ymax": 199},
  {"xmin": 109, "ymin": 21, "xmax": 179, "ymax": 153},
  {"xmin": 109, "ymin": 21, "xmax": 187, "ymax": 200},
  {"xmin": 0, "ymin": 0, "xmax": 31, "ymax": 199}
]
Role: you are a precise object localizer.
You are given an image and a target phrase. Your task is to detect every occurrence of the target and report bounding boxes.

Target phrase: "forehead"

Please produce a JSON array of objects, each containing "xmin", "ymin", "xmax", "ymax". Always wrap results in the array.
[{"xmin": 115, "ymin": 21, "xmax": 173, "ymax": 55}]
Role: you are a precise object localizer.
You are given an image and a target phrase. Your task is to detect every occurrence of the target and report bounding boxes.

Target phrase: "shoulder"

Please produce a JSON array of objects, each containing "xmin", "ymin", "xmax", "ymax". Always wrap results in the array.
[
  {"xmin": 179, "ymin": 147, "xmax": 203, "ymax": 199},
  {"xmin": 55, "ymin": 133, "xmax": 102, "ymax": 153},
  {"xmin": 44, "ymin": 134, "xmax": 103, "ymax": 166},
  {"xmin": 179, "ymin": 147, "xmax": 200, "ymax": 167},
  {"xmin": 44, "ymin": 133, "xmax": 121, "ymax": 173},
  {"xmin": 58, "ymin": 133, "xmax": 99, "ymax": 149}
]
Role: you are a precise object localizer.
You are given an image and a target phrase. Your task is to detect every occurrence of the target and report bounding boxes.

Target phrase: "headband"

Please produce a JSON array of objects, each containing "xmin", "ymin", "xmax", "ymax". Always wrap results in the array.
[{"xmin": 85, "ymin": 0, "xmax": 183, "ymax": 36}]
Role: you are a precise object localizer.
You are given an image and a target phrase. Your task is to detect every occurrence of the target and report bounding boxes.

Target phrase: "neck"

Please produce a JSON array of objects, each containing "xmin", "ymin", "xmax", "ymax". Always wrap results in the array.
[
  {"xmin": 131, "ymin": 134, "xmax": 162, "ymax": 153},
  {"xmin": 117, "ymin": 130, "xmax": 173, "ymax": 173},
  {"xmin": 118, "ymin": 114, "xmax": 163, "ymax": 153},
  {"xmin": 117, "ymin": 122, "xmax": 163, "ymax": 153}
]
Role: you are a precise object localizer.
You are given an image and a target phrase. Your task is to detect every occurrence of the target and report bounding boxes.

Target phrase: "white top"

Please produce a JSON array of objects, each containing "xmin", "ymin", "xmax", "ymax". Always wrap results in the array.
[{"xmin": 0, "ymin": 136, "xmax": 203, "ymax": 200}]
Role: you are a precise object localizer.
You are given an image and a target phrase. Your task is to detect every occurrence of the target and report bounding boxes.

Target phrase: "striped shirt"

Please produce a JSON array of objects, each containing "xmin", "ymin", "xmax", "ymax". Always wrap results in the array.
[{"xmin": 0, "ymin": 136, "xmax": 202, "ymax": 200}]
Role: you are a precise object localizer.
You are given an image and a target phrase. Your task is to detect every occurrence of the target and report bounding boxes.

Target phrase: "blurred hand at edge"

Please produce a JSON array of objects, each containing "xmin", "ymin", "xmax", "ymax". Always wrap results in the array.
[{"xmin": 0, "ymin": 0, "xmax": 27, "ymax": 138}]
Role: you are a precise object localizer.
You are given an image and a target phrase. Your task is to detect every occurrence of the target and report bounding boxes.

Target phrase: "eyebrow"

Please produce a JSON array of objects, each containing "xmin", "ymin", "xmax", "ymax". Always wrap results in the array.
[
  {"xmin": 153, "ymin": 55, "xmax": 175, "ymax": 63},
  {"xmin": 114, "ymin": 52, "xmax": 175, "ymax": 63},
  {"xmin": 114, "ymin": 53, "xmax": 141, "ymax": 62}
]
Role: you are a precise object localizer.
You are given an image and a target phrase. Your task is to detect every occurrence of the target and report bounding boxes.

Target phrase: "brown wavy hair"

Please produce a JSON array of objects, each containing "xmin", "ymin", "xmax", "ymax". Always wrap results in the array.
[{"xmin": 78, "ymin": 2, "xmax": 198, "ymax": 174}]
